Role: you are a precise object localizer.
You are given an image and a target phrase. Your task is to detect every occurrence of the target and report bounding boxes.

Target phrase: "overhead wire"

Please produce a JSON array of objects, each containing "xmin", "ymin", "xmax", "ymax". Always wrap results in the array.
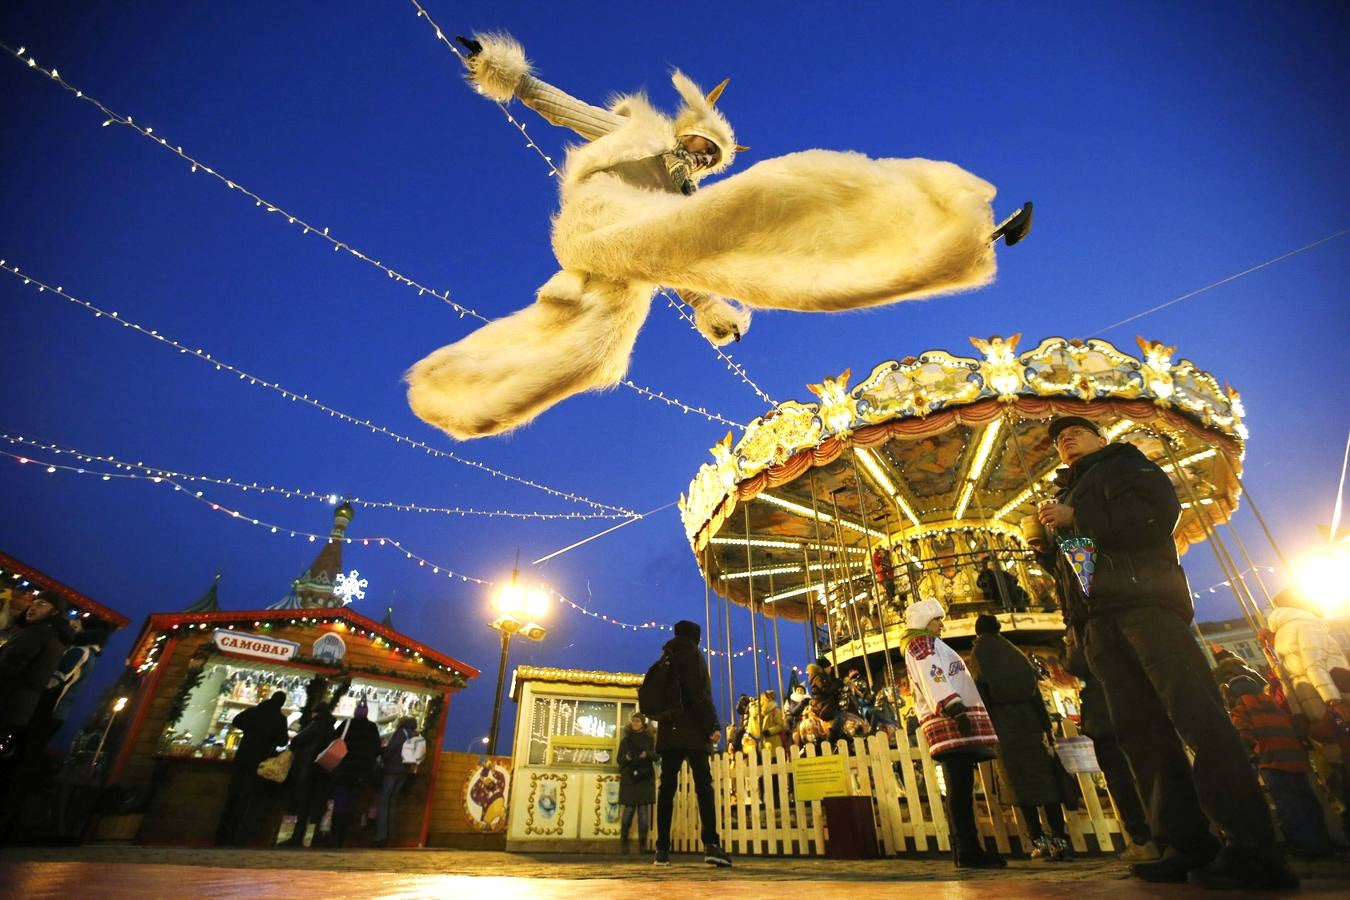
[
  {"xmin": 0, "ymin": 433, "xmax": 630, "ymax": 520},
  {"xmin": 1, "ymin": 41, "xmax": 745, "ymax": 430},
  {"xmin": 0, "ymin": 260, "xmax": 636, "ymax": 515}
]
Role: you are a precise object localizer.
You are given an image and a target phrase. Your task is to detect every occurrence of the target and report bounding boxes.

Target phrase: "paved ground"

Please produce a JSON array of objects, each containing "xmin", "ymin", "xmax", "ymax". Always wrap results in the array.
[{"xmin": 1, "ymin": 847, "xmax": 1347, "ymax": 898}]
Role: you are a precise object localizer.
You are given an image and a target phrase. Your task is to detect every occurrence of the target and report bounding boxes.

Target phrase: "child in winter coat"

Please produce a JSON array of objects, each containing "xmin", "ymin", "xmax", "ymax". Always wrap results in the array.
[
  {"xmin": 1224, "ymin": 673, "xmax": 1333, "ymax": 856},
  {"xmin": 902, "ymin": 598, "xmax": 1003, "ymax": 869}
]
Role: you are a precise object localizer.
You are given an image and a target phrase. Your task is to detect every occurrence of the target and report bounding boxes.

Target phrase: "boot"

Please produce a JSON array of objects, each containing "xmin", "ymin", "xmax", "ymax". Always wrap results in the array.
[
  {"xmin": 1187, "ymin": 845, "xmax": 1300, "ymax": 891},
  {"xmin": 954, "ymin": 835, "xmax": 1006, "ymax": 869},
  {"xmin": 1030, "ymin": 834, "xmax": 1053, "ymax": 860},
  {"xmin": 991, "ymin": 202, "xmax": 1033, "ymax": 246},
  {"xmin": 1050, "ymin": 834, "xmax": 1074, "ymax": 861}
]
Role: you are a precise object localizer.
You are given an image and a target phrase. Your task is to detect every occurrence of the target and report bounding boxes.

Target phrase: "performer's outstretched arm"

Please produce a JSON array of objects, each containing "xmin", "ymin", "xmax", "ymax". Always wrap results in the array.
[{"xmin": 459, "ymin": 34, "xmax": 623, "ymax": 141}]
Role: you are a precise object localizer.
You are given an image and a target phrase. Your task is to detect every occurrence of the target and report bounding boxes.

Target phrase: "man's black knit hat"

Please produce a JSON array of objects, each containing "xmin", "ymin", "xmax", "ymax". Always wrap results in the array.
[
  {"xmin": 673, "ymin": 620, "xmax": 701, "ymax": 641},
  {"xmin": 1048, "ymin": 415, "xmax": 1101, "ymax": 442}
]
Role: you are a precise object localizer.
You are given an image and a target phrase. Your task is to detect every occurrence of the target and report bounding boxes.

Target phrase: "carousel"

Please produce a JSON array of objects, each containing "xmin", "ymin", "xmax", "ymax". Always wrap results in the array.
[{"xmin": 680, "ymin": 335, "xmax": 1250, "ymax": 709}]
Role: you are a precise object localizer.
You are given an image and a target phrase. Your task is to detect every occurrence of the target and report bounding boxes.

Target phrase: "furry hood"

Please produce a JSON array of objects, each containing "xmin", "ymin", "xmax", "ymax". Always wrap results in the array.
[
  {"xmin": 670, "ymin": 70, "xmax": 740, "ymax": 176},
  {"xmin": 559, "ymin": 92, "xmax": 673, "ymax": 190}
]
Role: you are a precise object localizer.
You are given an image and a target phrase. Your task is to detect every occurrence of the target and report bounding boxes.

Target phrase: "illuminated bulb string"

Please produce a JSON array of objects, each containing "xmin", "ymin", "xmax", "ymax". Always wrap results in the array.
[
  {"xmin": 0, "ymin": 261, "xmax": 635, "ymax": 516},
  {"xmin": 0, "ymin": 433, "xmax": 629, "ymax": 520},
  {"xmin": 406, "ymin": 2, "xmax": 776, "ymax": 409},
  {"xmin": 2, "ymin": 447, "xmax": 697, "ymax": 634},
  {"xmin": 2, "ymin": 448, "xmax": 488, "ymax": 584},
  {"xmin": 7, "ymin": 445, "xmax": 780, "ymax": 645},
  {"xmin": 1, "ymin": 42, "xmax": 742, "ymax": 431}
]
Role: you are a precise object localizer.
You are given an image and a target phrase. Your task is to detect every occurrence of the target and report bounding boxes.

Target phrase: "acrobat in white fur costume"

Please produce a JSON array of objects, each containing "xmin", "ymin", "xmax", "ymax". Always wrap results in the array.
[{"xmin": 408, "ymin": 33, "xmax": 1013, "ymax": 439}]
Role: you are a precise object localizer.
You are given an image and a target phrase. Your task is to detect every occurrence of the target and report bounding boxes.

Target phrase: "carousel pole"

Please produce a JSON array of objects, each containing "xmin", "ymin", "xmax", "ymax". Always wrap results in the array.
[
  {"xmin": 828, "ymin": 487, "xmax": 876, "ymax": 689},
  {"xmin": 807, "ymin": 470, "xmax": 842, "ymax": 667},
  {"xmin": 743, "ymin": 505, "xmax": 763, "ymax": 702},
  {"xmin": 1226, "ymin": 523, "xmax": 1275, "ymax": 605},
  {"xmin": 1218, "ymin": 454, "xmax": 1293, "ymax": 572},
  {"xmin": 710, "ymin": 546, "xmax": 731, "ymax": 730},
  {"xmin": 847, "ymin": 450, "xmax": 899, "ymax": 688},
  {"xmin": 1157, "ymin": 432, "xmax": 1266, "ymax": 634},
  {"xmin": 800, "ymin": 547, "xmax": 821, "ymax": 662},
  {"xmin": 723, "ymin": 532, "xmax": 736, "ymax": 725},
  {"xmin": 702, "ymin": 542, "xmax": 715, "ymax": 692},
  {"xmin": 767, "ymin": 567, "xmax": 786, "ymax": 702}
]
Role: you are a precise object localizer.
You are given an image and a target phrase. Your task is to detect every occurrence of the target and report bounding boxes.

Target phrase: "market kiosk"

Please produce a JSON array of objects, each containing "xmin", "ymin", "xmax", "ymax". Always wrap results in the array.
[
  {"xmin": 504, "ymin": 665, "xmax": 644, "ymax": 852},
  {"xmin": 108, "ymin": 606, "xmax": 475, "ymax": 846},
  {"xmin": 100, "ymin": 504, "xmax": 478, "ymax": 847}
]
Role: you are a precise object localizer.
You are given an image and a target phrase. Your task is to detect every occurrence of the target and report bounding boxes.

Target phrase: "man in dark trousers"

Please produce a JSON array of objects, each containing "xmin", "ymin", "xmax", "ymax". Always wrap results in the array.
[
  {"xmin": 1037, "ymin": 416, "xmax": 1296, "ymax": 889},
  {"xmin": 653, "ymin": 620, "xmax": 729, "ymax": 867},
  {"xmin": 214, "ymin": 690, "xmax": 289, "ymax": 846}
]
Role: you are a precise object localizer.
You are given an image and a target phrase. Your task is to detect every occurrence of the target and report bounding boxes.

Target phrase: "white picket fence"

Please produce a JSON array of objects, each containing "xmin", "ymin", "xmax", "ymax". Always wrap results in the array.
[{"xmin": 663, "ymin": 727, "xmax": 1126, "ymax": 857}]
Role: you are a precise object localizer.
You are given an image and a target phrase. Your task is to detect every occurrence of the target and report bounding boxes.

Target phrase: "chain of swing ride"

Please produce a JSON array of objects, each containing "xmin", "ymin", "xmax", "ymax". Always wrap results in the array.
[{"xmin": 701, "ymin": 403, "xmax": 1294, "ymax": 733}]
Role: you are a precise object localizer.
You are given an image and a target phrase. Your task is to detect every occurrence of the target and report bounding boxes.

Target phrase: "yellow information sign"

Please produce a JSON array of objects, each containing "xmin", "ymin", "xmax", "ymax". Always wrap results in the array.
[{"xmin": 791, "ymin": 754, "xmax": 850, "ymax": 801}]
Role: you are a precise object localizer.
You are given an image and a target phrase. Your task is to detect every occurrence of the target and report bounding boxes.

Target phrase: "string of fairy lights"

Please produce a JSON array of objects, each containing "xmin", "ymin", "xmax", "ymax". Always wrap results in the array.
[
  {"xmin": 0, "ymin": 42, "xmax": 746, "ymax": 431},
  {"xmin": 0, "ymin": 433, "xmax": 629, "ymax": 521},
  {"xmin": 1, "ymin": 440, "xmax": 793, "ymax": 655},
  {"xmin": 5, "ymin": 430, "xmax": 1283, "ymax": 658},
  {"xmin": 0, "ymin": 260, "xmax": 635, "ymax": 517},
  {"xmin": 407, "ymin": 1, "xmax": 777, "ymax": 409}
]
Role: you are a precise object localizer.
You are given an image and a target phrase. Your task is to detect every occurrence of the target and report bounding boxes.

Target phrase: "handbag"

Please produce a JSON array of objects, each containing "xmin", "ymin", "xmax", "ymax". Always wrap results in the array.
[
  {"xmin": 257, "ymin": 748, "xmax": 294, "ymax": 783},
  {"xmin": 315, "ymin": 720, "xmax": 351, "ymax": 773},
  {"xmin": 629, "ymin": 760, "xmax": 654, "ymax": 783}
]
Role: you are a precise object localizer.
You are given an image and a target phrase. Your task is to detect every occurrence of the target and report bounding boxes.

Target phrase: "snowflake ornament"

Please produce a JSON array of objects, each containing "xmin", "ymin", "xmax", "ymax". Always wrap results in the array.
[{"xmin": 333, "ymin": 569, "xmax": 368, "ymax": 605}]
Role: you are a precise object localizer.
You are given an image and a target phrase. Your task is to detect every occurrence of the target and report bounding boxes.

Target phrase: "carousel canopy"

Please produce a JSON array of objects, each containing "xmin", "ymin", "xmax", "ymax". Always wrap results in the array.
[{"xmin": 680, "ymin": 336, "xmax": 1247, "ymax": 623}]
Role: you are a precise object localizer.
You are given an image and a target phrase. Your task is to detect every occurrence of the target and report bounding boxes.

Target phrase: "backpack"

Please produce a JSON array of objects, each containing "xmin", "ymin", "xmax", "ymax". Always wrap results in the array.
[
  {"xmin": 638, "ymin": 650, "xmax": 684, "ymax": 722},
  {"xmin": 401, "ymin": 733, "xmax": 427, "ymax": 766}
]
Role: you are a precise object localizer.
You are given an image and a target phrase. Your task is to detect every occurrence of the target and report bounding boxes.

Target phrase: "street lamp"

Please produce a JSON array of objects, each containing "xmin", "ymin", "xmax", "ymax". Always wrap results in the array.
[
  {"xmin": 466, "ymin": 735, "xmax": 490, "ymax": 755},
  {"xmin": 486, "ymin": 554, "xmax": 548, "ymax": 757},
  {"xmin": 93, "ymin": 696, "xmax": 129, "ymax": 766}
]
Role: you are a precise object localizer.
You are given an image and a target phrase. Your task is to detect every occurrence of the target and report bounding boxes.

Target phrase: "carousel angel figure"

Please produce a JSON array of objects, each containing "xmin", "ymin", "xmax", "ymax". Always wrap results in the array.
[{"xmin": 407, "ymin": 32, "xmax": 1032, "ymax": 439}]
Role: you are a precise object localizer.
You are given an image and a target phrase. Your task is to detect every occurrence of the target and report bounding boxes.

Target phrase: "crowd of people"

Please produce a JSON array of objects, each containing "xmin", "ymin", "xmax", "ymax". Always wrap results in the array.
[
  {"xmin": 635, "ymin": 415, "xmax": 1345, "ymax": 892},
  {"xmin": 214, "ymin": 676, "xmax": 426, "ymax": 849}
]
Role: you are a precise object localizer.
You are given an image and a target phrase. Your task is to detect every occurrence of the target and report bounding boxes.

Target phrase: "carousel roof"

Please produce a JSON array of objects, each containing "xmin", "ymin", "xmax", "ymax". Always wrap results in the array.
[{"xmin": 680, "ymin": 335, "xmax": 1247, "ymax": 623}]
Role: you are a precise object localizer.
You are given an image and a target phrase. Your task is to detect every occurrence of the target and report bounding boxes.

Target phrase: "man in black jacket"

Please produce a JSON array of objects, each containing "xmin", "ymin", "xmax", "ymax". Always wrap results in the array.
[
  {"xmin": 0, "ymin": 595, "xmax": 75, "ymax": 838},
  {"xmin": 653, "ymin": 620, "xmax": 729, "ymax": 867},
  {"xmin": 1037, "ymin": 416, "xmax": 1295, "ymax": 890}
]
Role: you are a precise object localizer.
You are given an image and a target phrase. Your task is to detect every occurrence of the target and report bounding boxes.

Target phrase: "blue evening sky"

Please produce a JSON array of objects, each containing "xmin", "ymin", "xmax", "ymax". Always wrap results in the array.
[{"xmin": 2, "ymin": 2, "xmax": 1347, "ymax": 750}]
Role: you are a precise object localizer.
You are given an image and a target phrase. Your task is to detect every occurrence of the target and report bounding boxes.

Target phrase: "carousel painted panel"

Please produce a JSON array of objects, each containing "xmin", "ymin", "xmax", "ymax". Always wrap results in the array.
[
  {"xmin": 579, "ymin": 772, "xmax": 623, "ymax": 840},
  {"xmin": 508, "ymin": 769, "xmax": 580, "ymax": 841}
]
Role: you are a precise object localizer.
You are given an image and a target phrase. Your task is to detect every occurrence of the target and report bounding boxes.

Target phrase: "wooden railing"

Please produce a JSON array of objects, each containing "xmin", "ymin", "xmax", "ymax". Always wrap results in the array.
[{"xmin": 664, "ymin": 727, "xmax": 1125, "ymax": 857}]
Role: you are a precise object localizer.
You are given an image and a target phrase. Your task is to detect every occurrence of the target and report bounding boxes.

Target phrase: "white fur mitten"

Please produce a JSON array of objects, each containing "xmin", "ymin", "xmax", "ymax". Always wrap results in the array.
[
  {"xmin": 464, "ymin": 32, "xmax": 532, "ymax": 102},
  {"xmin": 686, "ymin": 292, "xmax": 751, "ymax": 346}
]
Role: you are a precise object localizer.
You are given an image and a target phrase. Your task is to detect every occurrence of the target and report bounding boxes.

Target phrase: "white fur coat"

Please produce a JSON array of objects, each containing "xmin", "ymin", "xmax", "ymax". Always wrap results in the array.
[{"xmin": 408, "ymin": 38, "xmax": 1000, "ymax": 439}]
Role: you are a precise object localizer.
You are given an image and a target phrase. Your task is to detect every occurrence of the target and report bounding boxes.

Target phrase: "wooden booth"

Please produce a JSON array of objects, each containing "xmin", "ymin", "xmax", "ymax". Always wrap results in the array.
[
  {"xmin": 505, "ymin": 666, "xmax": 644, "ymax": 852},
  {"xmin": 107, "ymin": 606, "xmax": 476, "ymax": 847},
  {"xmin": 97, "ymin": 503, "xmax": 479, "ymax": 847},
  {"xmin": 0, "ymin": 548, "xmax": 131, "ymax": 645}
]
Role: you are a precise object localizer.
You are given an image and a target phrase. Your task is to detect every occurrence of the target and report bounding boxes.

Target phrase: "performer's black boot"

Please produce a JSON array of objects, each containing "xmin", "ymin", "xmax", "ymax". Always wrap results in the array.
[{"xmin": 992, "ymin": 202, "xmax": 1033, "ymax": 246}]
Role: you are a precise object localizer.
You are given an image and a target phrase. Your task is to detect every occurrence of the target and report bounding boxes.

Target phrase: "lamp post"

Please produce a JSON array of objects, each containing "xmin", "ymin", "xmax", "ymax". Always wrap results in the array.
[
  {"xmin": 93, "ymin": 696, "xmax": 129, "ymax": 766},
  {"xmin": 466, "ymin": 735, "xmax": 490, "ymax": 755},
  {"xmin": 486, "ymin": 553, "xmax": 548, "ymax": 757}
]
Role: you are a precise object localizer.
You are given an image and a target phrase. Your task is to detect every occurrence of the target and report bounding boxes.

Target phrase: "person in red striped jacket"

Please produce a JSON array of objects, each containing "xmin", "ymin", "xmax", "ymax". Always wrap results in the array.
[{"xmin": 1224, "ymin": 672, "xmax": 1333, "ymax": 856}]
